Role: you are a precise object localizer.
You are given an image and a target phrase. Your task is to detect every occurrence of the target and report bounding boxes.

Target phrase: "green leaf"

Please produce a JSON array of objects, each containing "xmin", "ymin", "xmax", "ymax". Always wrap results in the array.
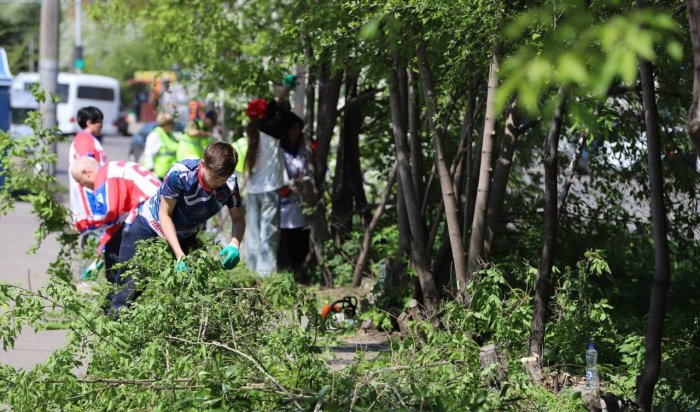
[
  {"xmin": 359, "ymin": 18, "xmax": 381, "ymax": 40},
  {"xmin": 557, "ymin": 53, "xmax": 588, "ymax": 84},
  {"xmin": 666, "ymin": 40, "xmax": 683, "ymax": 60}
]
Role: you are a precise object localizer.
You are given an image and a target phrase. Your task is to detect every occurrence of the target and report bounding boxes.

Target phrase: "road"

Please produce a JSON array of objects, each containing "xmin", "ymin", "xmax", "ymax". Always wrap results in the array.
[{"xmin": 0, "ymin": 134, "xmax": 131, "ymax": 370}]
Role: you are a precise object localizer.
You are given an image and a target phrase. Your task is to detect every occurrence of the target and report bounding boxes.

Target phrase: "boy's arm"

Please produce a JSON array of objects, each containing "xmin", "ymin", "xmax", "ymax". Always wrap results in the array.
[
  {"xmin": 158, "ymin": 196, "xmax": 185, "ymax": 259},
  {"xmin": 228, "ymin": 206, "xmax": 245, "ymax": 248}
]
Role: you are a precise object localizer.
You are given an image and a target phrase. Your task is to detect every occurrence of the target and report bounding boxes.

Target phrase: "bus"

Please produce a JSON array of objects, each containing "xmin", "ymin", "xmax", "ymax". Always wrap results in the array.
[{"xmin": 11, "ymin": 72, "xmax": 120, "ymax": 135}]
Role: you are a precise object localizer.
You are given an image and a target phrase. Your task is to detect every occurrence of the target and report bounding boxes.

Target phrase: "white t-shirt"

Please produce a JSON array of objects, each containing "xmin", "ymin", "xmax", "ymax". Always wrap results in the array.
[{"xmin": 246, "ymin": 131, "xmax": 283, "ymax": 194}]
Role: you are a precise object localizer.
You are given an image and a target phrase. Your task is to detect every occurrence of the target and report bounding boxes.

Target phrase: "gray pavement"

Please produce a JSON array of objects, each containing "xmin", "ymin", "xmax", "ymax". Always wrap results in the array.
[{"xmin": 0, "ymin": 134, "xmax": 130, "ymax": 370}]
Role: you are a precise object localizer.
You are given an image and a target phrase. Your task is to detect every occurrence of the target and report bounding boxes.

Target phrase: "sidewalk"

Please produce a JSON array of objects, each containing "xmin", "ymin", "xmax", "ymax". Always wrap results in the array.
[
  {"xmin": 0, "ymin": 201, "xmax": 67, "ymax": 369},
  {"xmin": 0, "ymin": 135, "xmax": 130, "ymax": 370}
]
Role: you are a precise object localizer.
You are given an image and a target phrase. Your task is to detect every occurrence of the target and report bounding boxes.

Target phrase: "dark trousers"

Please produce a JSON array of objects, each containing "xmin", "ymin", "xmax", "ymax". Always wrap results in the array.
[
  {"xmin": 277, "ymin": 227, "xmax": 310, "ymax": 283},
  {"xmin": 109, "ymin": 216, "xmax": 199, "ymax": 313},
  {"xmin": 103, "ymin": 224, "xmax": 124, "ymax": 285}
]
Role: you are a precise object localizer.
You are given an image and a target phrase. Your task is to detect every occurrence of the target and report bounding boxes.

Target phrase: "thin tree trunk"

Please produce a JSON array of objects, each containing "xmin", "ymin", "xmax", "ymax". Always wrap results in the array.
[
  {"xmin": 432, "ymin": 84, "xmax": 478, "ymax": 295},
  {"xmin": 315, "ymin": 59, "xmax": 343, "ymax": 189},
  {"xmin": 453, "ymin": 79, "xmax": 478, "ymax": 200},
  {"xmin": 636, "ymin": 49, "xmax": 672, "ymax": 412},
  {"xmin": 529, "ymin": 86, "xmax": 567, "ymax": 369},
  {"xmin": 465, "ymin": 45, "xmax": 500, "ymax": 299},
  {"xmin": 389, "ymin": 52, "xmax": 438, "ymax": 310},
  {"xmin": 687, "ymin": 0, "xmax": 700, "ymax": 159},
  {"xmin": 558, "ymin": 132, "xmax": 586, "ymax": 220},
  {"xmin": 397, "ymin": 178, "xmax": 419, "ymax": 301},
  {"xmin": 415, "ymin": 39, "xmax": 468, "ymax": 298},
  {"xmin": 462, "ymin": 84, "xmax": 487, "ymax": 245},
  {"xmin": 332, "ymin": 72, "xmax": 365, "ymax": 241},
  {"xmin": 484, "ymin": 100, "xmax": 518, "ymax": 258},
  {"xmin": 299, "ymin": 41, "xmax": 333, "ymax": 287},
  {"xmin": 408, "ymin": 70, "xmax": 424, "ymax": 202},
  {"xmin": 352, "ymin": 161, "xmax": 398, "ymax": 287}
]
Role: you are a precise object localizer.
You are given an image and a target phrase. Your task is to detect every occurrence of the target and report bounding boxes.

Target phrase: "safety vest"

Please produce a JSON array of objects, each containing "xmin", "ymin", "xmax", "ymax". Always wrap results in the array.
[
  {"xmin": 176, "ymin": 119, "xmax": 212, "ymax": 160},
  {"xmin": 153, "ymin": 127, "xmax": 179, "ymax": 179},
  {"xmin": 176, "ymin": 134, "xmax": 205, "ymax": 161},
  {"xmin": 193, "ymin": 119, "xmax": 213, "ymax": 151},
  {"xmin": 231, "ymin": 138, "xmax": 248, "ymax": 174}
]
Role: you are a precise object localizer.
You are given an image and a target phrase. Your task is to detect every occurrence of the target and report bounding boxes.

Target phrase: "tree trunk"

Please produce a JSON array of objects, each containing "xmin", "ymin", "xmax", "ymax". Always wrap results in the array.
[
  {"xmin": 432, "ymin": 83, "xmax": 478, "ymax": 295},
  {"xmin": 528, "ymin": 86, "xmax": 567, "ymax": 369},
  {"xmin": 388, "ymin": 53, "xmax": 438, "ymax": 310},
  {"xmin": 315, "ymin": 59, "xmax": 343, "ymax": 189},
  {"xmin": 465, "ymin": 45, "xmax": 500, "ymax": 299},
  {"xmin": 332, "ymin": 72, "xmax": 367, "ymax": 242},
  {"xmin": 636, "ymin": 51, "xmax": 672, "ymax": 412},
  {"xmin": 408, "ymin": 70, "xmax": 424, "ymax": 202},
  {"xmin": 558, "ymin": 132, "xmax": 586, "ymax": 220},
  {"xmin": 299, "ymin": 42, "xmax": 333, "ymax": 287},
  {"xmin": 352, "ymin": 161, "xmax": 398, "ymax": 287},
  {"xmin": 484, "ymin": 100, "xmax": 518, "ymax": 259},
  {"xmin": 415, "ymin": 39, "xmax": 468, "ymax": 299},
  {"xmin": 397, "ymin": 178, "xmax": 421, "ymax": 302},
  {"xmin": 687, "ymin": 0, "xmax": 700, "ymax": 159}
]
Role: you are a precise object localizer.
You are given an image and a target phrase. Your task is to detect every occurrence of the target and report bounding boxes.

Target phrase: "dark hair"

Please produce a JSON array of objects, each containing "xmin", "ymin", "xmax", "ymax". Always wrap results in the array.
[
  {"xmin": 203, "ymin": 141, "xmax": 237, "ymax": 177},
  {"xmin": 280, "ymin": 111, "xmax": 304, "ymax": 152},
  {"xmin": 77, "ymin": 106, "xmax": 104, "ymax": 129},
  {"xmin": 205, "ymin": 110, "xmax": 218, "ymax": 126}
]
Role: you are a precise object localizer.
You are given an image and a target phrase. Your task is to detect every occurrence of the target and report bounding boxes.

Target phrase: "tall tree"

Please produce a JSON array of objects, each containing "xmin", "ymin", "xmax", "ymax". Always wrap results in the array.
[
  {"xmin": 332, "ymin": 71, "xmax": 368, "ymax": 241},
  {"xmin": 388, "ymin": 49, "xmax": 439, "ymax": 310},
  {"xmin": 528, "ymin": 86, "xmax": 567, "ymax": 368},
  {"xmin": 414, "ymin": 37, "xmax": 468, "ymax": 298},
  {"xmin": 636, "ymin": 7, "xmax": 672, "ymax": 409},
  {"xmin": 484, "ymin": 100, "xmax": 518, "ymax": 258},
  {"xmin": 465, "ymin": 44, "xmax": 500, "ymax": 300}
]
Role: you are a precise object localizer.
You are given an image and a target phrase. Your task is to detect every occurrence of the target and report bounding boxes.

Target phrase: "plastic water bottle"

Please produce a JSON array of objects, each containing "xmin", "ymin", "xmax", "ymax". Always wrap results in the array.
[{"xmin": 585, "ymin": 343, "xmax": 599, "ymax": 391}]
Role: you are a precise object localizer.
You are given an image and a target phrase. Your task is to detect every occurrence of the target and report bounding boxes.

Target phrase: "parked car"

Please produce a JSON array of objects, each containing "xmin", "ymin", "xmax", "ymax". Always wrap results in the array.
[{"xmin": 128, "ymin": 121, "xmax": 185, "ymax": 162}]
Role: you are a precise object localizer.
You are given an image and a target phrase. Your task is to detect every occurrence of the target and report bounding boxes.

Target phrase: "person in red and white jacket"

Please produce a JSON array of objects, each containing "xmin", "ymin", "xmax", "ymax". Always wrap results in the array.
[
  {"xmin": 69, "ymin": 107, "xmax": 108, "ymax": 226},
  {"xmin": 71, "ymin": 157, "xmax": 161, "ymax": 284}
]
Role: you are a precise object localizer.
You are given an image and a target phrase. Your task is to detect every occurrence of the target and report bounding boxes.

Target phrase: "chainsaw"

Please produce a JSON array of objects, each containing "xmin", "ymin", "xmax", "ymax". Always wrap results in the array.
[{"xmin": 321, "ymin": 296, "xmax": 358, "ymax": 322}]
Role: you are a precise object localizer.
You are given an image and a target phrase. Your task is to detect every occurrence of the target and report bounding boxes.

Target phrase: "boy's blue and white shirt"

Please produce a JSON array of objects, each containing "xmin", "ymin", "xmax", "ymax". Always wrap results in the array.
[{"xmin": 136, "ymin": 159, "xmax": 241, "ymax": 238}]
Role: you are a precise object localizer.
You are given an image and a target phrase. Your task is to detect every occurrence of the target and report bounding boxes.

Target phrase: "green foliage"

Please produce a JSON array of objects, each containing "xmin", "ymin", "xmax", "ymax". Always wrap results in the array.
[
  {"xmin": 497, "ymin": 0, "xmax": 683, "ymax": 115},
  {"xmin": 0, "ymin": 3, "xmax": 40, "ymax": 73},
  {"xmin": 324, "ymin": 231, "xmax": 363, "ymax": 287}
]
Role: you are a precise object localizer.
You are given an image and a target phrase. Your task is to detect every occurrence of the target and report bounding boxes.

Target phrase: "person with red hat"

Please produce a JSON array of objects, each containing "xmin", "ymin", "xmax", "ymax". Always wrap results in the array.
[{"xmin": 242, "ymin": 98, "xmax": 301, "ymax": 276}]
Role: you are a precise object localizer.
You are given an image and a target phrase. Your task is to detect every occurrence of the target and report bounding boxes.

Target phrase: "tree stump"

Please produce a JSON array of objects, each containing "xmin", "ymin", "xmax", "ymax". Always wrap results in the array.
[
  {"xmin": 520, "ymin": 355, "xmax": 543, "ymax": 383},
  {"xmin": 479, "ymin": 344, "xmax": 507, "ymax": 387}
]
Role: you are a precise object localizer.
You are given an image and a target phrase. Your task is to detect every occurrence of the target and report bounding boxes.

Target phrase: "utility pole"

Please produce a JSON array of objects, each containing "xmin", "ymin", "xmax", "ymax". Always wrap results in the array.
[
  {"xmin": 39, "ymin": 0, "xmax": 60, "ymax": 176},
  {"xmin": 74, "ymin": 0, "xmax": 84, "ymax": 73}
]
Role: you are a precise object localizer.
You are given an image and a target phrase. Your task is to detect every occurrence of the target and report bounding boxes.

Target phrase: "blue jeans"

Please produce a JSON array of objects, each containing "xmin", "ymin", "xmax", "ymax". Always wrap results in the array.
[{"xmin": 245, "ymin": 191, "xmax": 280, "ymax": 276}]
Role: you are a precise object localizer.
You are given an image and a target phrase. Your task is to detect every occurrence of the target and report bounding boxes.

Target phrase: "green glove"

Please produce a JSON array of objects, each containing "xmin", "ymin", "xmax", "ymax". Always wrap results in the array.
[
  {"xmin": 83, "ymin": 259, "xmax": 104, "ymax": 280},
  {"xmin": 175, "ymin": 259, "xmax": 191, "ymax": 273},
  {"xmin": 219, "ymin": 245, "xmax": 240, "ymax": 269},
  {"xmin": 283, "ymin": 74, "xmax": 297, "ymax": 89}
]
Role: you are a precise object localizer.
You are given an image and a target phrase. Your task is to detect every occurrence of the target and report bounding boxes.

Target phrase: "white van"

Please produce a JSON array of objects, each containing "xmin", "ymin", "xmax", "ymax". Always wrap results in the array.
[{"xmin": 11, "ymin": 72, "xmax": 120, "ymax": 135}]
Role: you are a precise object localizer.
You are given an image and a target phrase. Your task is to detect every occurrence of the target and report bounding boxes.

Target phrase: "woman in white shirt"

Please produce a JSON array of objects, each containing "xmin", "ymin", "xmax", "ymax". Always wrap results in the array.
[{"xmin": 243, "ymin": 99, "xmax": 301, "ymax": 276}]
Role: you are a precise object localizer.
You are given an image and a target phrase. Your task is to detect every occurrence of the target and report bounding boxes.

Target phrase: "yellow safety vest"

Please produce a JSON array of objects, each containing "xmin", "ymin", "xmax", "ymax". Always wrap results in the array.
[
  {"xmin": 176, "ymin": 134, "xmax": 205, "ymax": 161},
  {"xmin": 231, "ymin": 137, "xmax": 248, "ymax": 174},
  {"xmin": 176, "ymin": 119, "xmax": 211, "ymax": 160},
  {"xmin": 153, "ymin": 127, "xmax": 178, "ymax": 179}
]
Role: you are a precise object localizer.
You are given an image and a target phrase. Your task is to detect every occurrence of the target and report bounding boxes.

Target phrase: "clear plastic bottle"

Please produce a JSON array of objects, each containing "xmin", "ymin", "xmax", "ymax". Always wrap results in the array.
[{"xmin": 585, "ymin": 343, "xmax": 599, "ymax": 391}]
